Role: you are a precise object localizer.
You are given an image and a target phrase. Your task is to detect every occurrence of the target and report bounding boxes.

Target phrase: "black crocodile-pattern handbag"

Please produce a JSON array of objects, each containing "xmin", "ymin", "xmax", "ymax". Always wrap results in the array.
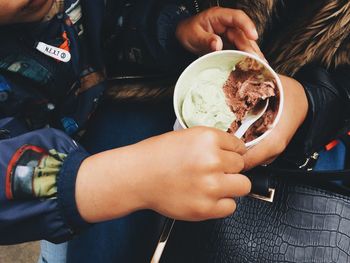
[{"xmin": 159, "ymin": 167, "xmax": 350, "ymax": 263}]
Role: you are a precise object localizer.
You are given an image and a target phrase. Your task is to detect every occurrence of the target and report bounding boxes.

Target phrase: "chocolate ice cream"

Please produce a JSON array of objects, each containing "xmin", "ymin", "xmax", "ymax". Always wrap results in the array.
[{"xmin": 223, "ymin": 57, "xmax": 279, "ymax": 142}]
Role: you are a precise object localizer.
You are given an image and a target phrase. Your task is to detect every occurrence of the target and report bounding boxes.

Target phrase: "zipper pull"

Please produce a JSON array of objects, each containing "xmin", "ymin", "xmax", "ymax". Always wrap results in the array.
[
  {"xmin": 35, "ymin": 42, "xmax": 71, "ymax": 63},
  {"xmin": 299, "ymin": 152, "xmax": 320, "ymax": 171}
]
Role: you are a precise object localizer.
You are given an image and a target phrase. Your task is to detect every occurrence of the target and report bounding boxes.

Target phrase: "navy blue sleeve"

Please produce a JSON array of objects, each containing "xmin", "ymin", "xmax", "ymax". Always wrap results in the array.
[
  {"xmin": 0, "ymin": 127, "xmax": 90, "ymax": 244},
  {"xmin": 283, "ymin": 64, "xmax": 350, "ymax": 164},
  {"xmin": 155, "ymin": 2, "xmax": 197, "ymax": 70},
  {"xmin": 101, "ymin": 0, "xmax": 197, "ymax": 76}
]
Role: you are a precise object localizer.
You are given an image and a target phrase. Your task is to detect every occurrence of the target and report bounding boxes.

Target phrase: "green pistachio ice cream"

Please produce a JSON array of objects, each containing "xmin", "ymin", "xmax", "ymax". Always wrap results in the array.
[{"xmin": 181, "ymin": 68, "xmax": 236, "ymax": 131}]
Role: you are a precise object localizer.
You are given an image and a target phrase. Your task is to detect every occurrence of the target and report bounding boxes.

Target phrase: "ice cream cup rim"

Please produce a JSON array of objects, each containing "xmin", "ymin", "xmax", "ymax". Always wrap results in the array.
[{"xmin": 173, "ymin": 50, "xmax": 284, "ymax": 148}]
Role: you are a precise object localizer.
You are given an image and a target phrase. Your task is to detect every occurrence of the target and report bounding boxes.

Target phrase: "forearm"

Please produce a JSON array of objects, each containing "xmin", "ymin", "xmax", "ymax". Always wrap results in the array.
[
  {"xmin": 75, "ymin": 144, "xmax": 151, "ymax": 223},
  {"xmin": 77, "ymin": 127, "xmax": 250, "ymax": 223}
]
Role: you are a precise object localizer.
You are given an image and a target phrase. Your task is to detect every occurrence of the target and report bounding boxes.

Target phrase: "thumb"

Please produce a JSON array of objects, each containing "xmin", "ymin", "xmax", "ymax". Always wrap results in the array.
[
  {"xmin": 209, "ymin": 35, "xmax": 223, "ymax": 52},
  {"xmin": 196, "ymin": 31, "xmax": 223, "ymax": 54}
]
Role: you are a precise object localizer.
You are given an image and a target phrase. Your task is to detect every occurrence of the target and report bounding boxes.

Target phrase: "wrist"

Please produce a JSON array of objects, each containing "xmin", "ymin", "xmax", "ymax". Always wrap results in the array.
[
  {"xmin": 280, "ymin": 75, "xmax": 308, "ymax": 122},
  {"xmin": 75, "ymin": 145, "xmax": 152, "ymax": 223},
  {"xmin": 291, "ymin": 78, "xmax": 309, "ymax": 123}
]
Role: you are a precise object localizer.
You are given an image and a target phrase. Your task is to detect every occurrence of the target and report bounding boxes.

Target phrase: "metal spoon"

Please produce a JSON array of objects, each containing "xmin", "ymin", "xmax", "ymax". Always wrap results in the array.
[{"xmin": 234, "ymin": 98, "xmax": 269, "ymax": 139}]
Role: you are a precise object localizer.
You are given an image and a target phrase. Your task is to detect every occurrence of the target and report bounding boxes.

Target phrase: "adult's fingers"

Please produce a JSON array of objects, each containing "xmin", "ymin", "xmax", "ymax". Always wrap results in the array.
[
  {"xmin": 226, "ymin": 27, "xmax": 261, "ymax": 58},
  {"xmin": 210, "ymin": 35, "xmax": 224, "ymax": 51},
  {"xmin": 212, "ymin": 8, "xmax": 258, "ymax": 40},
  {"xmin": 191, "ymin": 29, "xmax": 223, "ymax": 54},
  {"xmin": 249, "ymin": 40, "xmax": 266, "ymax": 61}
]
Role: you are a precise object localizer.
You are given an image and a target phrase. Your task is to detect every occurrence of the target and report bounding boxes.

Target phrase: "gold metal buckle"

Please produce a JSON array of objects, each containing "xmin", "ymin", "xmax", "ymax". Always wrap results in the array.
[{"xmin": 249, "ymin": 188, "xmax": 275, "ymax": 203}]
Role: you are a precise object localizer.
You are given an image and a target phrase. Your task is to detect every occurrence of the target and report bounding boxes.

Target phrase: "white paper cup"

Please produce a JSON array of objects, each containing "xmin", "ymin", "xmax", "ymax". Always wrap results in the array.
[{"xmin": 173, "ymin": 50, "xmax": 284, "ymax": 148}]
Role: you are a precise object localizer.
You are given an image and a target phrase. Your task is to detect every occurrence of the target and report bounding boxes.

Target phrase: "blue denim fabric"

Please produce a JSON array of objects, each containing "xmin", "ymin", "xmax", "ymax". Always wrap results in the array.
[
  {"xmin": 38, "ymin": 241, "xmax": 68, "ymax": 263},
  {"xmin": 39, "ymin": 99, "xmax": 175, "ymax": 263}
]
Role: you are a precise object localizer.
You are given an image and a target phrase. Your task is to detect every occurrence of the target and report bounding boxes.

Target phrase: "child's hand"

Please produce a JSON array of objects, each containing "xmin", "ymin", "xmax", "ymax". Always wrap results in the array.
[
  {"xmin": 76, "ymin": 127, "xmax": 251, "ymax": 222},
  {"xmin": 0, "ymin": 0, "xmax": 54, "ymax": 24},
  {"xmin": 176, "ymin": 7, "xmax": 264, "ymax": 58},
  {"xmin": 137, "ymin": 127, "xmax": 251, "ymax": 221}
]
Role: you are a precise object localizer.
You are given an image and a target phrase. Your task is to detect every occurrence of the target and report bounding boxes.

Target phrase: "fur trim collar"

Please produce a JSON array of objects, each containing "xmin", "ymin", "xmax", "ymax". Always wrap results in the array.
[{"xmin": 217, "ymin": 0, "xmax": 350, "ymax": 75}]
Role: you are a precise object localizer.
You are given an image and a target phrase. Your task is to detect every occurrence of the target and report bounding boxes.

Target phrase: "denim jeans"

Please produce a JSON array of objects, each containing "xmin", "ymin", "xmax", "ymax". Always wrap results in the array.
[
  {"xmin": 39, "ymin": 99, "xmax": 175, "ymax": 263},
  {"xmin": 38, "ymin": 242, "xmax": 68, "ymax": 263}
]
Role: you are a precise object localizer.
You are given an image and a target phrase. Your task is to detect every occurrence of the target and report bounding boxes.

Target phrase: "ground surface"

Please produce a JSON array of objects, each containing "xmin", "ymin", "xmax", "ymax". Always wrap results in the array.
[{"xmin": 0, "ymin": 242, "xmax": 39, "ymax": 263}]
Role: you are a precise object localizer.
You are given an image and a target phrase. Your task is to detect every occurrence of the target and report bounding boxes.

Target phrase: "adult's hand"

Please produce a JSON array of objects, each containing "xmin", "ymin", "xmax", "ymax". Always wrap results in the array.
[
  {"xmin": 176, "ymin": 7, "xmax": 264, "ymax": 58},
  {"xmin": 243, "ymin": 75, "xmax": 309, "ymax": 170}
]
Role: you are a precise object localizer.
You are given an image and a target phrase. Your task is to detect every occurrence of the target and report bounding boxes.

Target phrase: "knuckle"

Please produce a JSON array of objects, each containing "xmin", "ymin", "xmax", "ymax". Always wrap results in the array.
[
  {"xmin": 210, "ymin": 6, "xmax": 220, "ymax": 13},
  {"xmin": 231, "ymin": 137, "xmax": 247, "ymax": 154},
  {"xmin": 204, "ymin": 154, "xmax": 222, "ymax": 171},
  {"xmin": 200, "ymin": 129, "xmax": 219, "ymax": 146},
  {"xmin": 234, "ymin": 156, "xmax": 245, "ymax": 172},
  {"xmin": 190, "ymin": 203, "xmax": 212, "ymax": 219},
  {"xmin": 202, "ymin": 9, "xmax": 214, "ymax": 20},
  {"xmin": 234, "ymin": 9, "xmax": 245, "ymax": 18},
  {"xmin": 202, "ymin": 176, "xmax": 220, "ymax": 196}
]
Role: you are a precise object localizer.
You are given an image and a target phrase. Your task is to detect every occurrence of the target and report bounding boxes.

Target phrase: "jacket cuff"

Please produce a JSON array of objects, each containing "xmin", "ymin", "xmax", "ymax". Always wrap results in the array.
[
  {"xmin": 285, "ymin": 65, "xmax": 344, "ymax": 162},
  {"xmin": 57, "ymin": 150, "xmax": 91, "ymax": 234}
]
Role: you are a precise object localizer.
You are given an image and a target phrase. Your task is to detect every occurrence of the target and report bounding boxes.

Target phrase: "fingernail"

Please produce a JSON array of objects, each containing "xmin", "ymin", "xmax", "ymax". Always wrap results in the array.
[
  {"xmin": 252, "ymin": 29, "xmax": 259, "ymax": 39},
  {"xmin": 211, "ymin": 40, "xmax": 220, "ymax": 51}
]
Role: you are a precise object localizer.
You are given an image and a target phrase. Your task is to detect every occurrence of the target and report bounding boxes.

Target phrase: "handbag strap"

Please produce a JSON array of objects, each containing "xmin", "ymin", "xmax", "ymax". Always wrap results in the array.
[
  {"xmin": 269, "ymin": 167, "xmax": 350, "ymax": 180},
  {"xmin": 248, "ymin": 128, "xmax": 350, "ymax": 199},
  {"xmin": 247, "ymin": 166, "xmax": 350, "ymax": 198}
]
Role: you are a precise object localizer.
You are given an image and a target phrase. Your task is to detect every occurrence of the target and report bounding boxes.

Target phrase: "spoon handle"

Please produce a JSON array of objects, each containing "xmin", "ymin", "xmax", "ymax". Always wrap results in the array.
[
  {"xmin": 234, "ymin": 121, "xmax": 251, "ymax": 139},
  {"xmin": 234, "ymin": 98, "xmax": 269, "ymax": 139},
  {"xmin": 150, "ymin": 218, "xmax": 176, "ymax": 263}
]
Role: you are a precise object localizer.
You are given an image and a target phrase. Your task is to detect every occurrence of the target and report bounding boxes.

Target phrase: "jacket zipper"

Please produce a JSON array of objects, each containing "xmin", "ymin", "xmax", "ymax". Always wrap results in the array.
[{"xmin": 193, "ymin": 0, "xmax": 200, "ymax": 13}]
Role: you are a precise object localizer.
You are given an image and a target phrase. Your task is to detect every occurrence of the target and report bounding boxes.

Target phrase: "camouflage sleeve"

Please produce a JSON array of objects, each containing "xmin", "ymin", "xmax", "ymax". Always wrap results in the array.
[{"xmin": 0, "ymin": 126, "xmax": 90, "ymax": 244}]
